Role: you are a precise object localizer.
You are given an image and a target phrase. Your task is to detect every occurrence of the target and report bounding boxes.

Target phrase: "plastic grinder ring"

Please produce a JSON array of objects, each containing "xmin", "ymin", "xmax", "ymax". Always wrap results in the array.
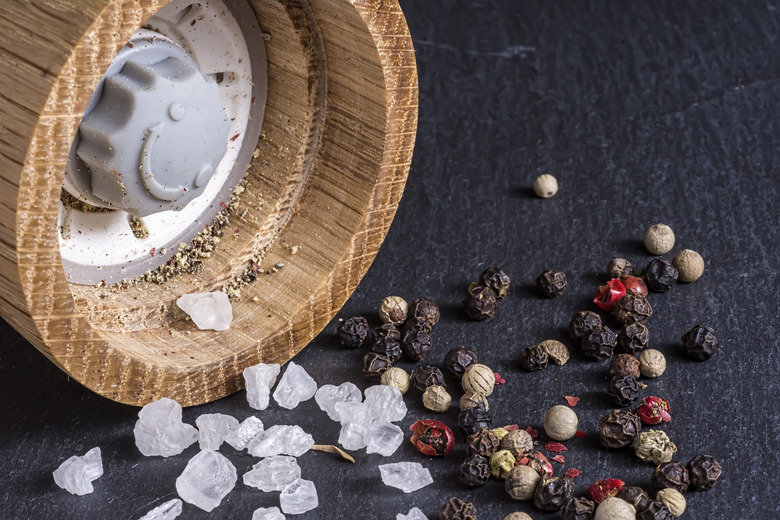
[{"xmin": 59, "ymin": 0, "xmax": 267, "ymax": 285}]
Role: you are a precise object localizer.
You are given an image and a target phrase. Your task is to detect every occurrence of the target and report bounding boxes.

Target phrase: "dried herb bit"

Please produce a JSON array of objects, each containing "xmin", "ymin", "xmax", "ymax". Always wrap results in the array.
[
  {"xmin": 516, "ymin": 450, "xmax": 554, "ymax": 479},
  {"xmin": 410, "ymin": 365, "xmax": 446, "ymax": 392},
  {"xmin": 609, "ymin": 353, "xmax": 641, "ymax": 379},
  {"xmin": 401, "ymin": 323, "xmax": 433, "ymax": 362},
  {"xmin": 594, "ymin": 278, "xmax": 626, "ymax": 311},
  {"xmin": 617, "ymin": 486, "xmax": 651, "ymax": 512},
  {"xmin": 310, "ymin": 444, "xmax": 355, "ymax": 463},
  {"xmin": 479, "ymin": 267, "xmax": 512, "ymax": 298},
  {"xmin": 635, "ymin": 396, "xmax": 671, "ymax": 425},
  {"xmin": 687, "ymin": 454, "xmax": 722, "ymax": 490},
  {"xmin": 570, "ymin": 310, "xmax": 603, "ymax": 340},
  {"xmin": 410, "ymin": 419, "xmax": 455, "ymax": 456},
  {"xmin": 644, "ymin": 258, "xmax": 678, "ymax": 292},
  {"xmin": 337, "ymin": 316, "xmax": 370, "ymax": 348},
  {"xmin": 634, "ymin": 430, "xmax": 677, "ymax": 465},
  {"xmin": 372, "ymin": 323, "xmax": 402, "ymax": 361},
  {"xmin": 580, "ymin": 326, "xmax": 617, "ymax": 361},
  {"xmin": 466, "ymin": 428, "xmax": 500, "ymax": 458},
  {"xmin": 408, "ymin": 297, "xmax": 441, "ymax": 329},
  {"xmin": 618, "ymin": 322, "xmax": 650, "ymax": 354},
  {"xmin": 439, "ymin": 497, "xmax": 477, "ymax": 520},
  {"xmin": 520, "ymin": 344, "xmax": 549, "ymax": 371},
  {"xmin": 505, "ymin": 465, "xmax": 541, "ymax": 501},
  {"xmin": 463, "ymin": 285, "xmax": 498, "ymax": 320},
  {"xmin": 588, "ymin": 478, "xmax": 625, "ymax": 504},
  {"xmin": 637, "ymin": 500, "xmax": 674, "ymax": 520},
  {"xmin": 562, "ymin": 496, "xmax": 596, "ymax": 520},
  {"xmin": 460, "ymin": 454, "xmax": 490, "ymax": 487},
  {"xmin": 489, "ymin": 449, "xmax": 517, "ymax": 479},
  {"xmin": 607, "ymin": 258, "xmax": 635, "ymax": 279},
  {"xmin": 606, "ymin": 375, "xmax": 640, "ymax": 407},
  {"xmin": 652, "ymin": 461, "xmax": 690, "ymax": 493},
  {"xmin": 378, "ymin": 295, "xmax": 408, "ymax": 325},
  {"xmin": 599, "ymin": 409, "xmax": 642, "ymax": 449},
  {"xmin": 444, "ymin": 346, "xmax": 479, "ymax": 379},
  {"xmin": 541, "ymin": 340, "xmax": 570, "ymax": 365},
  {"xmin": 533, "ymin": 476, "xmax": 573, "ymax": 511},
  {"xmin": 458, "ymin": 402, "xmax": 493, "ymax": 436},
  {"xmin": 361, "ymin": 352, "xmax": 392, "ymax": 381},
  {"xmin": 613, "ymin": 293, "xmax": 653, "ymax": 325},
  {"xmin": 536, "ymin": 269, "xmax": 568, "ymax": 297},
  {"xmin": 681, "ymin": 325, "xmax": 719, "ymax": 361}
]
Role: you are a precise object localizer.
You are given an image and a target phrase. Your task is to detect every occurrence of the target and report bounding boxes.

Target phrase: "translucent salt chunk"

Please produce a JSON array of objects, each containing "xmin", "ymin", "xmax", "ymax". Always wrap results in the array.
[
  {"xmin": 248, "ymin": 425, "xmax": 314, "ymax": 457},
  {"xmin": 364, "ymin": 384, "xmax": 407, "ymax": 423},
  {"xmin": 272, "ymin": 362, "xmax": 318, "ymax": 410},
  {"xmin": 365, "ymin": 422, "xmax": 404, "ymax": 456},
  {"xmin": 280, "ymin": 478, "xmax": 318, "ymax": 515},
  {"xmin": 252, "ymin": 507, "xmax": 286, "ymax": 520},
  {"xmin": 176, "ymin": 291, "xmax": 233, "ymax": 331},
  {"xmin": 338, "ymin": 422, "xmax": 368, "ymax": 451},
  {"xmin": 397, "ymin": 507, "xmax": 427, "ymax": 520},
  {"xmin": 196, "ymin": 413, "xmax": 239, "ymax": 451},
  {"xmin": 243, "ymin": 363, "xmax": 281, "ymax": 410},
  {"xmin": 243, "ymin": 455, "xmax": 301, "ymax": 492},
  {"xmin": 224, "ymin": 416, "xmax": 264, "ymax": 451},
  {"xmin": 378, "ymin": 462, "xmax": 433, "ymax": 493},
  {"xmin": 334, "ymin": 401, "xmax": 368, "ymax": 426},
  {"xmin": 52, "ymin": 447, "xmax": 103, "ymax": 496},
  {"xmin": 134, "ymin": 398, "xmax": 198, "ymax": 457},
  {"xmin": 175, "ymin": 450, "xmax": 237, "ymax": 512},
  {"xmin": 315, "ymin": 382, "xmax": 362, "ymax": 422},
  {"xmin": 137, "ymin": 498, "xmax": 183, "ymax": 520}
]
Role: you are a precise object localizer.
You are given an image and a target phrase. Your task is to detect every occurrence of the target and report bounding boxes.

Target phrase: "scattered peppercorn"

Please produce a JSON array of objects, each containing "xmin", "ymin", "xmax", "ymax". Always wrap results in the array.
[
  {"xmin": 372, "ymin": 323, "xmax": 402, "ymax": 361},
  {"xmin": 540, "ymin": 339, "xmax": 570, "ymax": 365},
  {"xmin": 361, "ymin": 352, "xmax": 392, "ymax": 380},
  {"xmin": 672, "ymin": 249, "xmax": 704, "ymax": 283},
  {"xmin": 337, "ymin": 316, "xmax": 370, "ymax": 348},
  {"xmin": 644, "ymin": 223, "xmax": 675, "ymax": 255},
  {"xmin": 621, "ymin": 275, "xmax": 648, "ymax": 296},
  {"xmin": 533, "ymin": 173, "xmax": 558, "ymax": 198},
  {"xmin": 459, "ymin": 391, "xmax": 489, "ymax": 412},
  {"xmin": 410, "ymin": 365, "xmax": 446, "ymax": 392},
  {"xmin": 681, "ymin": 324, "xmax": 719, "ymax": 360},
  {"xmin": 458, "ymin": 402, "xmax": 493, "ymax": 436},
  {"xmin": 635, "ymin": 396, "xmax": 671, "ymax": 425},
  {"xmin": 378, "ymin": 295, "xmax": 408, "ymax": 325},
  {"xmin": 489, "ymin": 449, "xmax": 517, "ymax": 479},
  {"xmin": 504, "ymin": 513, "xmax": 533, "ymax": 520},
  {"xmin": 644, "ymin": 258, "xmax": 678, "ymax": 292},
  {"xmin": 460, "ymin": 454, "xmax": 490, "ymax": 487},
  {"xmin": 479, "ymin": 267, "xmax": 511, "ymax": 298},
  {"xmin": 439, "ymin": 497, "xmax": 477, "ymax": 520},
  {"xmin": 462, "ymin": 363, "xmax": 496, "ymax": 397},
  {"xmin": 639, "ymin": 349, "xmax": 666, "ymax": 378},
  {"xmin": 409, "ymin": 419, "xmax": 455, "ymax": 456},
  {"xmin": 499, "ymin": 428, "xmax": 534, "ymax": 458},
  {"xmin": 613, "ymin": 293, "xmax": 653, "ymax": 324},
  {"xmin": 380, "ymin": 366, "xmax": 410, "ymax": 394},
  {"xmin": 618, "ymin": 322, "xmax": 650, "ymax": 354},
  {"xmin": 533, "ymin": 476, "xmax": 573, "ymax": 511},
  {"xmin": 562, "ymin": 496, "xmax": 596, "ymax": 520},
  {"xmin": 594, "ymin": 278, "xmax": 626, "ymax": 311},
  {"xmin": 544, "ymin": 405, "xmax": 579, "ymax": 441},
  {"xmin": 516, "ymin": 450, "xmax": 554, "ymax": 478},
  {"xmin": 466, "ymin": 428, "xmax": 500, "ymax": 458},
  {"xmin": 408, "ymin": 297, "xmax": 440, "ymax": 328},
  {"xmin": 607, "ymin": 258, "xmax": 634, "ymax": 278},
  {"xmin": 618, "ymin": 486, "xmax": 651, "ymax": 512},
  {"xmin": 401, "ymin": 323, "xmax": 432, "ymax": 361},
  {"xmin": 634, "ymin": 430, "xmax": 677, "ymax": 465},
  {"xmin": 580, "ymin": 326, "xmax": 617, "ymax": 360},
  {"xmin": 637, "ymin": 500, "xmax": 674, "ymax": 520},
  {"xmin": 505, "ymin": 464, "xmax": 540, "ymax": 501},
  {"xmin": 423, "ymin": 385, "xmax": 452, "ymax": 412},
  {"xmin": 594, "ymin": 497, "xmax": 635, "ymax": 520},
  {"xmin": 599, "ymin": 409, "xmax": 642, "ymax": 449},
  {"xmin": 606, "ymin": 374, "xmax": 640, "ymax": 407},
  {"xmin": 536, "ymin": 269, "xmax": 568, "ymax": 297},
  {"xmin": 588, "ymin": 478, "xmax": 625, "ymax": 503},
  {"xmin": 570, "ymin": 310, "xmax": 603, "ymax": 340},
  {"xmin": 463, "ymin": 285, "xmax": 499, "ymax": 320},
  {"xmin": 520, "ymin": 344, "xmax": 549, "ymax": 371},
  {"xmin": 656, "ymin": 488, "xmax": 686, "ymax": 517},
  {"xmin": 609, "ymin": 353, "xmax": 641, "ymax": 378},
  {"xmin": 687, "ymin": 454, "xmax": 722, "ymax": 490},
  {"xmin": 492, "ymin": 427, "xmax": 510, "ymax": 442},
  {"xmin": 444, "ymin": 346, "xmax": 479, "ymax": 379}
]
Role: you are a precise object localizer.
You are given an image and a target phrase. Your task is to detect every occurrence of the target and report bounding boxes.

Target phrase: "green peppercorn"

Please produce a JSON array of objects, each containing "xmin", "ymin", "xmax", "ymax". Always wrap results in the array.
[
  {"xmin": 634, "ymin": 430, "xmax": 677, "ymax": 465},
  {"xmin": 489, "ymin": 449, "xmax": 517, "ymax": 479}
]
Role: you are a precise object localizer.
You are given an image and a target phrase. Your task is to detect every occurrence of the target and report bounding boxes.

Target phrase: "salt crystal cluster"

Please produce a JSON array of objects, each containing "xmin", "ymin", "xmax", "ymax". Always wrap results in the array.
[
  {"xmin": 137, "ymin": 498, "xmax": 183, "ymax": 520},
  {"xmin": 252, "ymin": 507, "xmax": 286, "ymax": 520},
  {"xmin": 224, "ymin": 416, "xmax": 264, "ymax": 451},
  {"xmin": 248, "ymin": 425, "xmax": 314, "ymax": 458},
  {"xmin": 243, "ymin": 455, "xmax": 301, "ymax": 492},
  {"xmin": 175, "ymin": 449, "xmax": 237, "ymax": 512},
  {"xmin": 397, "ymin": 507, "xmax": 428, "ymax": 520},
  {"xmin": 279, "ymin": 478, "xmax": 318, "ymax": 515},
  {"xmin": 196, "ymin": 413, "xmax": 238, "ymax": 451},
  {"xmin": 378, "ymin": 462, "xmax": 433, "ymax": 493},
  {"xmin": 244, "ymin": 363, "xmax": 281, "ymax": 410},
  {"xmin": 314, "ymin": 382, "xmax": 361, "ymax": 421},
  {"xmin": 273, "ymin": 362, "xmax": 318, "ymax": 409},
  {"xmin": 134, "ymin": 398, "xmax": 198, "ymax": 457},
  {"xmin": 176, "ymin": 291, "xmax": 233, "ymax": 331},
  {"xmin": 52, "ymin": 447, "xmax": 103, "ymax": 496}
]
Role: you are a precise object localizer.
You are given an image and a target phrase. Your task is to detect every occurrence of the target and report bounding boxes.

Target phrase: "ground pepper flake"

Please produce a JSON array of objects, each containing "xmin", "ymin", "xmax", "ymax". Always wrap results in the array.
[
  {"xmin": 574, "ymin": 430, "xmax": 588, "ymax": 438},
  {"xmin": 149, "ymin": 247, "xmax": 156, "ymax": 257},
  {"xmin": 231, "ymin": 133, "xmax": 241, "ymax": 141},
  {"xmin": 565, "ymin": 395, "xmax": 580, "ymax": 406},
  {"xmin": 503, "ymin": 424, "xmax": 520, "ymax": 432},
  {"xmin": 565, "ymin": 468, "xmax": 581, "ymax": 479},
  {"xmin": 525, "ymin": 426, "xmax": 539, "ymax": 438},
  {"xmin": 544, "ymin": 441, "xmax": 568, "ymax": 453},
  {"xmin": 494, "ymin": 372, "xmax": 506, "ymax": 385},
  {"xmin": 552, "ymin": 455, "xmax": 566, "ymax": 464}
]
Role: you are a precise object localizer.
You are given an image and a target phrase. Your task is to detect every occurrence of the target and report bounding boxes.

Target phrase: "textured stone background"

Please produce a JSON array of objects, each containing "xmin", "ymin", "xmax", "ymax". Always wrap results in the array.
[{"xmin": 1, "ymin": 1, "xmax": 778, "ymax": 518}]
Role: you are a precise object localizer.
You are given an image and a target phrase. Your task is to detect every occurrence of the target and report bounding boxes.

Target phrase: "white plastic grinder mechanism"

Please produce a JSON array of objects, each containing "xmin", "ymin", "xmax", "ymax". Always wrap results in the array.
[{"xmin": 59, "ymin": 0, "xmax": 267, "ymax": 285}]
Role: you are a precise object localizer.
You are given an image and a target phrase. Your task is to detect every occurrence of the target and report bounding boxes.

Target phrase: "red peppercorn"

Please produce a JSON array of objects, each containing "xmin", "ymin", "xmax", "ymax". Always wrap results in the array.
[
  {"xmin": 516, "ymin": 450, "xmax": 554, "ymax": 478},
  {"xmin": 594, "ymin": 278, "xmax": 626, "ymax": 311},
  {"xmin": 409, "ymin": 419, "xmax": 455, "ymax": 456},
  {"xmin": 588, "ymin": 478, "xmax": 625, "ymax": 503},
  {"xmin": 621, "ymin": 275, "xmax": 648, "ymax": 296},
  {"xmin": 635, "ymin": 396, "xmax": 671, "ymax": 425}
]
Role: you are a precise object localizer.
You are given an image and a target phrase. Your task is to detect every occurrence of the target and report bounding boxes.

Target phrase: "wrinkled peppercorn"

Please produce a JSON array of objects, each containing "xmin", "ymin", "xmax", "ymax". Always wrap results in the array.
[
  {"xmin": 634, "ymin": 430, "xmax": 677, "ymax": 465},
  {"xmin": 489, "ymin": 449, "xmax": 517, "ymax": 479},
  {"xmin": 408, "ymin": 297, "xmax": 440, "ymax": 329},
  {"xmin": 439, "ymin": 497, "xmax": 477, "ymax": 520},
  {"xmin": 609, "ymin": 353, "xmax": 641, "ymax": 379},
  {"xmin": 614, "ymin": 293, "xmax": 653, "ymax": 324},
  {"xmin": 580, "ymin": 325, "xmax": 617, "ymax": 360},
  {"xmin": 520, "ymin": 344, "xmax": 549, "ymax": 371},
  {"xmin": 372, "ymin": 323, "xmax": 402, "ymax": 361},
  {"xmin": 517, "ymin": 450, "xmax": 554, "ymax": 479},
  {"xmin": 410, "ymin": 365, "xmax": 446, "ymax": 392},
  {"xmin": 337, "ymin": 316, "xmax": 370, "ymax": 348},
  {"xmin": 404, "ymin": 315, "xmax": 432, "ymax": 334},
  {"xmin": 466, "ymin": 428, "xmax": 500, "ymax": 458},
  {"xmin": 463, "ymin": 285, "xmax": 498, "ymax": 320},
  {"xmin": 536, "ymin": 269, "xmax": 568, "ymax": 297},
  {"xmin": 681, "ymin": 325, "xmax": 719, "ymax": 361},
  {"xmin": 500, "ymin": 429, "xmax": 534, "ymax": 458},
  {"xmin": 617, "ymin": 486, "xmax": 651, "ymax": 512},
  {"xmin": 644, "ymin": 258, "xmax": 678, "ymax": 292},
  {"xmin": 401, "ymin": 324, "xmax": 432, "ymax": 361},
  {"xmin": 618, "ymin": 321, "xmax": 650, "ymax": 354},
  {"xmin": 460, "ymin": 391, "xmax": 489, "ymax": 412},
  {"xmin": 570, "ymin": 310, "xmax": 603, "ymax": 340},
  {"xmin": 562, "ymin": 496, "xmax": 596, "ymax": 520},
  {"xmin": 637, "ymin": 501, "xmax": 674, "ymax": 520},
  {"xmin": 606, "ymin": 375, "xmax": 640, "ymax": 407},
  {"xmin": 362, "ymin": 352, "xmax": 392, "ymax": 380},
  {"xmin": 505, "ymin": 465, "xmax": 540, "ymax": 501},
  {"xmin": 540, "ymin": 339, "xmax": 570, "ymax": 365},
  {"xmin": 607, "ymin": 258, "xmax": 634, "ymax": 278},
  {"xmin": 687, "ymin": 454, "xmax": 722, "ymax": 490},
  {"xmin": 444, "ymin": 346, "xmax": 479, "ymax": 379},
  {"xmin": 460, "ymin": 454, "xmax": 490, "ymax": 487},
  {"xmin": 599, "ymin": 409, "xmax": 642, "ymax": 448},
  {"xmin": 621, "ymin": 275, "xmax": 648, "ymax": 296},
  {"xmin": 378, "ymin": 295, "xmax": 408, "ymax": 325},
  {"xmin": 652, "ymin": 461, "xmax": 690, "ymax": 493},
  {"xmin": 534, "ymin": 476, "xmax": 573, "ymax": 511},
  {"xmin": 458, "ymin": 402, "xmax": 493, "ymax": 436},
  {"xmin": 479, "ymin": 267, "xmax": 511, "ymax": 298}
]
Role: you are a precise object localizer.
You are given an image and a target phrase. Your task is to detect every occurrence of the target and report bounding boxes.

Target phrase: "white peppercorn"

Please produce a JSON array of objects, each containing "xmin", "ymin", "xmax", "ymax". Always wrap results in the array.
[
  {"xmin": 462, "ymin": 363, "xmax": 495, "ymax": 397},
  {"xmin": 644, "ymin": 223, "xmax": 675, "ymax": 255},
  {"xmin": 594, "ymin": 497, "xmax": 635, "ymax": 520},
  {"xmin": 460, "ymin": 391, "xmax": 489, "ymax": 412},
  {"xmin": 639, "ymin": 349, "xmax": 666, "ymax": 378},
  {"xmin": 672, "ymin": 249, "xmax": 704, "ymax": 282},
  {"xmin": 505, "ymin": 465, "xmax": 540, "ymax": 501},
  {"xmin": 500, "ymin": 429, "xmax": 533, "ymax": 458},
  {"xmin": 503, "ymin": 514, "xmax": 533, "ymax": 520},
  {"xmin": 378, "ymin": 295, "xmax": 408, "ymax": 325},
  {"xmin": 422, "ymin": 385, "xmax": 452, "ymax": 412},
  {"xmin": 543, "ymin": 405, "xmax": 579, "ymax": 441},
  {"xmin": 533, "ymin": 173, "xmax": 558, "ymax": 198},
  {"xmin": 656, "ymin": 488, "xmax": 686, "ymax": 517},
  {"xmin": 380, "ymin": 366, "xmax": 410, "ymax": 394},
  {"xmin": 540, "ymin": 339, "xmax": 570, "ymax": 365}
]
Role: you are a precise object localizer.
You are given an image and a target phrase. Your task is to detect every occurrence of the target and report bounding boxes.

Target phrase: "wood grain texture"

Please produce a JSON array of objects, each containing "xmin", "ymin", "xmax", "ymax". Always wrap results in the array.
[{"xmin": 0, "ymin": 0, "xmax": 417, "ymax": 405}]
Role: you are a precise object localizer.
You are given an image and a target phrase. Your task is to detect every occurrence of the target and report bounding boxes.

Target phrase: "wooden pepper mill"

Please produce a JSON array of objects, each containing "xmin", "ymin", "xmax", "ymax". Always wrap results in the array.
[{"xmin": 0, "ymin": 0, "xmax": 417, "ymax": 406}]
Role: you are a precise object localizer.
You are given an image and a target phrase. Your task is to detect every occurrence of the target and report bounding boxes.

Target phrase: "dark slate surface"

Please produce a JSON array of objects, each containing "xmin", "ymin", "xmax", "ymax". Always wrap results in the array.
[{"xmin": 2, "ymin": 1, "xmax": 779, "ymax": 518}]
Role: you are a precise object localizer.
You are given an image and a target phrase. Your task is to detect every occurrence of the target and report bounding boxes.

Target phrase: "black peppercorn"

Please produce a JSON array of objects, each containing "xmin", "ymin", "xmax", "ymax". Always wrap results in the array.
[
  {"xmin": 617, "ymin": 486, "xmax": 651, "ymax": 512},
  {"xmin": 606, "ymin": 375, "xmax": 640, "ymax": 407},
  {"xmin": 444, "ymin": 346, "xmax": 479, "ymax": 379},
  {"xmin": 409, "ymin": 297, "xmax": 440, "ymax": 329},
  {"xmin": 681, "ymin": 325, "xmax": 719, "ymax": 361},
  {"xmin": 337, "ymin": 316, "xmax": 370, "ymax": 348},
  {"xmin": 607, "ymin": 258, "xmax": 635, "ymax": 278},
  {"xmin": 644, "ymin": 258, "xmax": 678, "ymax": 292},
  {"xmin": 687, "ymin": 454, "xmax": 722, "ymax": 490},
  {"xmin": 580, "ymin": 325, "xmax": 617, "ymax": 360},
  {"xmin": 520, "ymin": 344, "xmax": 549, "ymax": 371},
  {"xmin": 459, "ymin": 454, "xmax": 490, "ymax": 487},
  {"xmin": 562, "ymin": 496, "xmax": 596, "ymax": 520},
  {"xmin": 361, "ymin": 351, "xmax": 392, "ymax": 380},
  {"xmin": 599, "ymin": 409, "xmax": 642, "ymax": 448},
  {"xmin": 570, "ymin": 310, "xmax": 603, "ymax": 340},
  {"xmin": 533, "ymin": 476, "xmax": 573, "ymax": 511},
  {"xmin": 401, "ymin": 324, "xmax": 432, "ymax": 361},
  {"xmin": 609, "ymin": 353, "xmax": 641, "ymax": 379},
  {"xmin": 439, "ymin": 497, "xmax": 477, "ymax": 520},
  {"xmin": 410, "ymin": 365, "xmax": 446, "ymax": 392},
  {"xmin": 466, "ymin": 428, "xmax": 500, "ymax": 458},
  {"xmin": 479, "ymin": 267, "xmax": 511, "ymax": 298},
  {"xmin": 618, "ymin": 321, "xmax": 650, "ymax": 354},
  {"xmin": 614, "ymin": 293, "xmax": 653, "ymax": 324},
  {"xmin": 536, "ymin": 269, "xmax": 568, "ymax": 297},
  {"xmin": 637, "ymin": 500, "xmax": 674, "ymax": 520},
  {"xmin": 372, "ymin": 323, "xmax": 401, "ymax": 361},
  {"xmin": 463, "ymin": 285, "xmax": 498, "ymax": 320},
  {"xmin": 458, "ymin": 402, "xmax": 493, "ymax": 436},
  {"xmin": 652, "ymin": 461, "xmax": 690, "ymax": 493}
]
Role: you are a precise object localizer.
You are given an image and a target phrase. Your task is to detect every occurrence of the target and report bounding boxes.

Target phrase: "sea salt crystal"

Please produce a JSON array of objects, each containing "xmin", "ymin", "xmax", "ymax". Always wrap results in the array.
[
  {"xmin": 52, "ymin": 447, "xmax": 103, "ymax": 496},
  {"xmin": 338, "ymin": 422, "xmax": 368, "ymax": 451},
  {"xmin": 243, "ymin": 363, "xmax": 281, "ymax": 410},
  {"xmin": 252, "ymin": 507, "xmax": 286, "ymax": 520},
  {"xmin": 137, "ymin": 498, "xmax": 183, "ymax": 520},
  {"xmin": 364, "ymin": 384, "xmax": 407, "ymax": 424},
  {"xmin": 378, "ymin": 462, "xmax": 433, "ymax": 493},
  {"xmin": 280, "ymin": 478, "xmax": 318, "ymax": 515},
  {"xmin": 365, "ymin": 422, "xmax": 404, "ymax": 456},
  {"xmin": 272, "ymin": 362, "xmax": 318, "ymax": 410},
  {"xmin": 175, "ymin": 449, "xmax": 237, "ymax": 512},
  {"xmin": 176, "ymin": 291, "xmax": 233, "ymax": 331},
  {"xmin": 243, "ymin": 455, "xmax": 301, "ymax": 492},
  {"xmin": 134, "ymin": 398, "xmax": 198, "ymax": 457},
  {"xmin": 397, "ymin": 507, "xmax": 427, "ymax": 520},
  {"xmin": 196, "ymin": 413, "xmax": 239, "ymax": 451},
  {"xmin": 224, "ymin": 416, "xmax": 264, "ymax": 451},
  {"xmin": 248, "ymin": 424, "xmax": 314, "ymax": 457},
  {"xmin": 334, "ymin": 401, "xmax": 368, "ymax": 426},
  {"xmin": 314, "ymin": 382, "xmax": 361, "ymax": 422}
]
